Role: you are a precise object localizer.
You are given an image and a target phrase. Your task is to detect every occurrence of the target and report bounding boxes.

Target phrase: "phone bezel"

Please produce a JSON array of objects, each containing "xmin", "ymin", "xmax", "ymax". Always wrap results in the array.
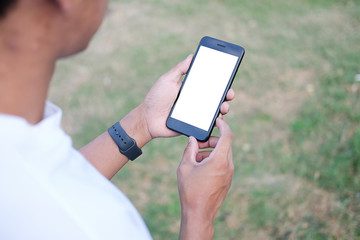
[{"xmin": 166, "ymin": 36, "xmax": 245, "ymax": 142}]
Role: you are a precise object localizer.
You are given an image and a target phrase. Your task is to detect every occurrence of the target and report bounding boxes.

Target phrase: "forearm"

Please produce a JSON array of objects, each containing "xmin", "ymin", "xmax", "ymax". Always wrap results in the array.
[{"xmin": 79, "ymin": 104, "xmax": 152, "ymax": 179}]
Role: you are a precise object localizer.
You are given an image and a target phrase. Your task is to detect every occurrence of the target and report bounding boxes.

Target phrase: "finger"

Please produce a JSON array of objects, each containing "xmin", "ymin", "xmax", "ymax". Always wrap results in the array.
[
  {"xmin": 217, "ymin": 117, "xmax": 233, "ymax": 139},
  {"xmin": 196, "ymin": 151, "xmax": 212, "ymax": 162},
  {"xmin": 226, "ymin": 89, "xmax": 235, "ymax": 101},
  {"xmin": 167, "ymin": 54, "xmax": 193, "ymax": 82},
  {"xmin": 197, "ymin": 136, "xmax": 219, "ymax": 149},
  {"xmin": 181, "ymin": 136, "xmax": 199, "ymax": 165},
  {"xmin": 220, "ymin": 102, "xmax": 230, "ymax": 115},
  {"xmin": 212, "ymin": 118, "xmax": 233, "ymax": 154}
]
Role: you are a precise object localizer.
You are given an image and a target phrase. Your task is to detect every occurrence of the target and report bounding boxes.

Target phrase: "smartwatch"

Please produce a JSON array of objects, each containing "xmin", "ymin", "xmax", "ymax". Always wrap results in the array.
[{"xmin": 108, "ymin": 122, "xmax": 142, "ymax": 161}]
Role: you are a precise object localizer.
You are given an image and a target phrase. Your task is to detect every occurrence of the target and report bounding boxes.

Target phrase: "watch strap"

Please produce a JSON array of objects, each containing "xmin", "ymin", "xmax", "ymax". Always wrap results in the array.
[{"xmin": 108, "ymin": 122, "xmax": 142, "ymax": 161}]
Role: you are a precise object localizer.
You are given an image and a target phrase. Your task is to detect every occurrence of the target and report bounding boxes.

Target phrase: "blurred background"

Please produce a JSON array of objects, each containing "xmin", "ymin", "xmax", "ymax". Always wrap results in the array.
[{"xmin": 50, "ymin": 0, "xmax": 360, "ymax": 239}]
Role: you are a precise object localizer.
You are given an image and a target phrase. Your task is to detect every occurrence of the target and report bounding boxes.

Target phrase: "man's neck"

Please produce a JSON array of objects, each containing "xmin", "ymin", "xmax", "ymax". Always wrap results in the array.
[{"xmin": 0, "ymin": 40, "xmax": 55, "ymax": 124}]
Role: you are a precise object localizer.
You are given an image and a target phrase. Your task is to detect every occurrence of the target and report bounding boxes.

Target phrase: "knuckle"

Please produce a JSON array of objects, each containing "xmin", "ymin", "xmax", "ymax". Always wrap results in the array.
[
  {"xmin": 226, "ymin": 131, "xmax": 234, "ymax": 142},
  {"xmin": 177, "ymin": 165, "xmax": 185, "ymax": 178},
  {"xmin": 229, "ymin": 163, "xmax": 235, "ymax": 175},
  {"xmin": 230, "ymin": 131, "xmax": 234, "ymax": 140},
  {"xmin": 214, "ymin": 159, "xmax": 232, "ymax": 173}
]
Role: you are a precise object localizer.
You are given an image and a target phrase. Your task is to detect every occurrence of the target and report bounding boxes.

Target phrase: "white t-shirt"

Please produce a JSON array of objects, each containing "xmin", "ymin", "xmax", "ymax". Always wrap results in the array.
[{"xmin": 0, "ymin": 102, "xmax": 152, "ymax": 240}]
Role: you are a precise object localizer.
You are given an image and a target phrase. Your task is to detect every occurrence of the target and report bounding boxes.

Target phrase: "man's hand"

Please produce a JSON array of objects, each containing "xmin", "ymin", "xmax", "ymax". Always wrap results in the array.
[
  {"xmin": 177, "ymin": 118, "xmax": 234, "ymax": 240},
  {"xmin": 80, "ymin": 56, "xmax": 235, "ymax": 179},
  {"xmin": 140, "ymin": 55, "xmax": 235, "ymax": 140}
]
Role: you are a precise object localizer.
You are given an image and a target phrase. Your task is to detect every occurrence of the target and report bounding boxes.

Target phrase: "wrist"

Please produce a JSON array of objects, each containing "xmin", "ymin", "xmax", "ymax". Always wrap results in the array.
[
  {"xmin": 180, "ymin": 209, "xmax": 214, "ymax": 240},
  {"xmin": 120, "ymin": 105, "xmax": 152, "ymax": 149}
]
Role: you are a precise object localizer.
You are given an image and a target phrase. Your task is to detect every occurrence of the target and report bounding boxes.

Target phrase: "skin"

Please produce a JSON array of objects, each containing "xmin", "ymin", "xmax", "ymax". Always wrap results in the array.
[
  {"xmin": 0, "ymin": 0, "xmax": 235, "ymax": 239},
  {"xmin": 178, "ymin": 118, "xmax": 234, "ymax": 239}
]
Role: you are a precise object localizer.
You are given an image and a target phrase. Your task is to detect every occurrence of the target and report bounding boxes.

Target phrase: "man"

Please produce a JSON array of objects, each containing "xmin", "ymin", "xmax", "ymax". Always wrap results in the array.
[{"xmin": 0, "ymin": 0, "xmax": 235, "ymax": 239}]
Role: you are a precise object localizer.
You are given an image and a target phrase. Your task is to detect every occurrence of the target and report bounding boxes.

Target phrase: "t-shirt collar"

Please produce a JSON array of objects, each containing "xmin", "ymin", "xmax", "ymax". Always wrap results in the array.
[{"xmin": 0, "ymin": 101, "xmax": 63, "ymax": 137}]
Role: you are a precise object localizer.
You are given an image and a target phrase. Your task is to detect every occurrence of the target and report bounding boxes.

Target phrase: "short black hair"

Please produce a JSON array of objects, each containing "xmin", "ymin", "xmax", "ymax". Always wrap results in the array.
[{"xmin": 0, "ymin": 0, "xmax": 17, "ymax": 19}]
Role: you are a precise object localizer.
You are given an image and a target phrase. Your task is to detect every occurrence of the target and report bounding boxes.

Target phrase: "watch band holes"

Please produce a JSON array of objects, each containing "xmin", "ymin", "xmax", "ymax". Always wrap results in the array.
[{"xmin": 108, "ymin": 122, "xmax": 142, "ymax": 160}]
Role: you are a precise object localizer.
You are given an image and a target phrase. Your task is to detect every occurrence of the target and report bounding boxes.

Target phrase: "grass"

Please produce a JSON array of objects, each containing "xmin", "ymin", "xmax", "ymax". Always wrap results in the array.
[{"xmin": 50, "ymin": 0, "xmax": 360, "ymax": 239}]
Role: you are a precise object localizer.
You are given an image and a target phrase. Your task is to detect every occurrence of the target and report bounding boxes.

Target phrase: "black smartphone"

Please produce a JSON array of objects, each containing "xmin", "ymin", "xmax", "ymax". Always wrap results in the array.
[{"xmin": 166, "ymin": 36, "xmax": 245, "ymax": 142}]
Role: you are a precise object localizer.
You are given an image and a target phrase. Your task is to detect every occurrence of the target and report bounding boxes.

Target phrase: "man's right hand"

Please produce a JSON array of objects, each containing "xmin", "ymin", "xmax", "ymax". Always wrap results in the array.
[{"xmin": 177, "ymin": 118, "xmax": 234, "ymax": 240}]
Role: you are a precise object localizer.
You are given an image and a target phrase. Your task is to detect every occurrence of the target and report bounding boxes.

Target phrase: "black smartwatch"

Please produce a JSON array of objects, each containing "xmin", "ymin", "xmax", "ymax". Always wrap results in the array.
[{"xmin": 108, "ymin": 122, "xmax": 142, "ymax": 161}]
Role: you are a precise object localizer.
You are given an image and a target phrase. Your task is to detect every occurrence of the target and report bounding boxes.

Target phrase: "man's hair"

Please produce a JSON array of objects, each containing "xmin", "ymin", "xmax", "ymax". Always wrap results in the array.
[{"xmin": 0, "ymin": 0, "xmax": 17, "ymax": 19}]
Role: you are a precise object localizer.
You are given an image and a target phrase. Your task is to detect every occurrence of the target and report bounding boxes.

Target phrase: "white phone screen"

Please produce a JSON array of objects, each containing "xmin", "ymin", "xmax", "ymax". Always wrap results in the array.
[{"xmin": 171, "ymin": 46, "xmax": 239, "ymax": 131}]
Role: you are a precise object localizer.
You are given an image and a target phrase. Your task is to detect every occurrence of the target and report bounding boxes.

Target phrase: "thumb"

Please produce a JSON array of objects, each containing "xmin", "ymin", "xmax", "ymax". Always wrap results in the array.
[
  {"xmin": 181, "ymin": 136, "xmax": 199, "ymax": 165},
  {"xmin": 168, "ymin": 54, "xmax": 193, "ymax": 81}
]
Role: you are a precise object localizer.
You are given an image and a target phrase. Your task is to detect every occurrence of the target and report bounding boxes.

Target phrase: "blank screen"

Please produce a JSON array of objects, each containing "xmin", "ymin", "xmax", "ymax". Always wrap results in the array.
[{"xmin": 171, "ymin": 46, "xmax": 238, "ymax": 131}]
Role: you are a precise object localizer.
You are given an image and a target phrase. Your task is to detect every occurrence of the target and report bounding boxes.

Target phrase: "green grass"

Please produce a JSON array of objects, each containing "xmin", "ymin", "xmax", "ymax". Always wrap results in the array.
[{"xmin": 50, "ymin": 0, "xmax": 360, "ymax": 239}]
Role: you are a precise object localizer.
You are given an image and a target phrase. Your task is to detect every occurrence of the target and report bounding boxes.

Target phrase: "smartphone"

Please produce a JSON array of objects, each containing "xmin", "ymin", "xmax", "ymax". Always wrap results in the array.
[{"xmin": 166, "ymin": 36, "xmax": 245, "ymax": 142}]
